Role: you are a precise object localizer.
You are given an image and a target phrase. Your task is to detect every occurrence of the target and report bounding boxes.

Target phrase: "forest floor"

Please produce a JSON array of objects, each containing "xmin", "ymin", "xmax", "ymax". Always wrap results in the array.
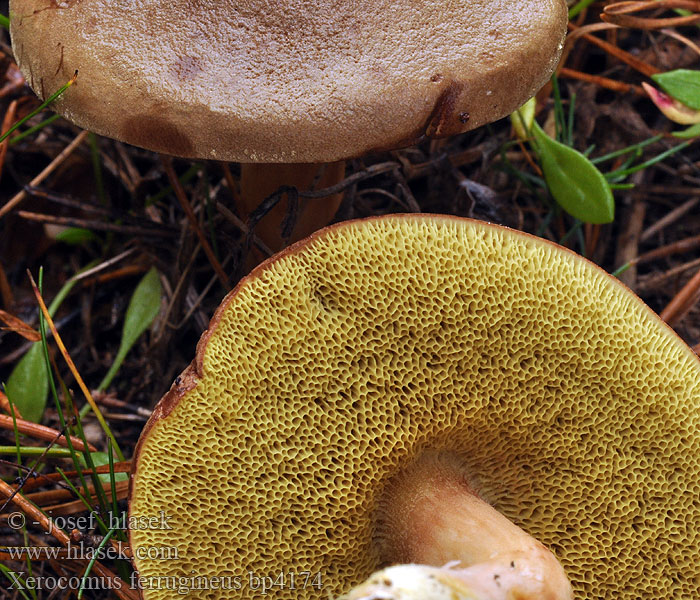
[{"xmin": 1, "ymin": 2, "xmax": 700, "ymax": 598}]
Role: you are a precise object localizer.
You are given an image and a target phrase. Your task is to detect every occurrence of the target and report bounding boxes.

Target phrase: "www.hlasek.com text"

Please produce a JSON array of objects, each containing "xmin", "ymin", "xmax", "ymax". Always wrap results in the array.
[{"xmin": 3, "ymin": 541, "xmax": 177, "ymax": 562}]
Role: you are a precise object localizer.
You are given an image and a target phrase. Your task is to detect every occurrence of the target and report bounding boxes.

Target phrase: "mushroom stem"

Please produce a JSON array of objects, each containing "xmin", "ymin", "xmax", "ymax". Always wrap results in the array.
[
  {"xmin": 342, "ymin": 452, "xmax": 573, "ymax": 600},
  {"xmin": 239, "ymin": 161, "xmax": 345, "ymax": 252}
]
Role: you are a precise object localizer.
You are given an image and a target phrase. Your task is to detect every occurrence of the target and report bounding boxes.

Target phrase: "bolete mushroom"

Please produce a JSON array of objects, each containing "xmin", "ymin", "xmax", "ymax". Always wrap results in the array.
[
  {"xmin": 10, "ymin": 2, "xmax": 567, "ymax": 246},
  {"xmin": 129, "ymin": 215, "xmax": 700, "ymax": 599}
]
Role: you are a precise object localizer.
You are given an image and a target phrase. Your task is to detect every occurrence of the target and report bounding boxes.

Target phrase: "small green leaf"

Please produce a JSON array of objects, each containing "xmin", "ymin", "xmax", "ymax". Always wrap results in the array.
[
  {"xmin": 53, "ymin": 227, "xmax": 99, "ymax": 245},
  {"xmin": 510, "ymin": 97, "xmax": 536, "ymax": 142},
  {"xmin": 652, "ymin": 69, "xmax": 700, "ymax": 110},
  {"xmin": 79, "ymin": 452, "xmax": 128, "ymax": 485},
  {"xmin": 643, "ymin": 82, "xmax": 700, "ymax": 125},
  {"xmin": 4, "ymin": 343, "xmax": 49, "ymax": 423},
  {"xmin": 673, "ymin": 122, "xmax": 700, "ymax": 139},
  {"xmin": 568, "ymin": 0, "xmax": 596, "ymax": 18},
  {"xmin": 4, "ymin": 262, "xmax": 97, "ymax": 423},
  {"xmin": 531, "ymin": 121, "xmax": 615, "ymax": 224},
  {"xmin": 98, "ymin": 267, "xmax": 162, "ymax": 391}
]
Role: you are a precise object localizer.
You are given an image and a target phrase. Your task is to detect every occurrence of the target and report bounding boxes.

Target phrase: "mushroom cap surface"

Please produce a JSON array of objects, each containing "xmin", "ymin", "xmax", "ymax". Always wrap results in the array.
[
  {"xmin": 130, "ymin": 215, "xmax": 700, "ymax": 599},
  {"xmin": 10, "ymin": 1, "xmax": 567, "ymax": 162}
]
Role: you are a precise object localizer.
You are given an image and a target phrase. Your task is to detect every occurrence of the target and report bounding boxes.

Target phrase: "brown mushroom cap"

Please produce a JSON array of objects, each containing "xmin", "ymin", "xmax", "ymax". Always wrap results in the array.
[
  {"xmin": 10, "ymin": 1, "xmax": 566, "ymax": 162},
  {"xmin": 130, "ymin": 215, "xmax": 700, "ymax": 599}
]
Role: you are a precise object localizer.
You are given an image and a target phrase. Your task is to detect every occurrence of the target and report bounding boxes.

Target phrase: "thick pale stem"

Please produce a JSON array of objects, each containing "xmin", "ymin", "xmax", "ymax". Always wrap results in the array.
[
  {"xmin": 342, "ymin": 452, "xmax": 573, "ymax": 600},
  {"xmin": 239, "ymin": 162, "xmax": 345, "ymax": 252}
]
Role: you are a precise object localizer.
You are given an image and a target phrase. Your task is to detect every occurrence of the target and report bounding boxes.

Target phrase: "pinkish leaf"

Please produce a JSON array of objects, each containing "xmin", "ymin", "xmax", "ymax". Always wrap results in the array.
[{"xmin": 643, "ymin": 82, "xmax": 700, "ymax": 125}]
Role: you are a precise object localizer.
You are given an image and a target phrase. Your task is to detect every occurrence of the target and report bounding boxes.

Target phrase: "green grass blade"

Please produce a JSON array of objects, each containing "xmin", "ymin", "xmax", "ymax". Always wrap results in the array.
[
  {"xmin": 5, "ymin": 262, "xmax": 97, "ymax": 422},
  {"xmin": 54, "ymin": 372, "xmax": 110, "ymax": 515},
  {"xmin": 88, "ymin": 133, "xmax": 108, "ymax": 205},
  {"xmin": 77, "ymin": 528, "xmax": 117, "ymax": 599},
  {"xmin": 606, "ymin": 140, "xmax": 692, "ymax": 180},
  {"xmin": 591, "ymin": 135, "xmax": 663, "ymax": 164},
  {"xmin": 0, "ymin": 72, "xmax": 77, "ymax": 145},
  {"xmin": 0, "ymin": 446, "xmax": 76, "ymax": 457},
  {"xmin": 10, "ymin": 114, "xmax": 61, "ymax": 146},
  {"xmin": 611, "ymin": 262, "xmax": 632, "ymax": 278},
  {"xmin": 56, "ymin": 468, "xmax": 109, "ymax": 532},
  {"xmin": 569, "ymin": 0, "xmax": 597, "ymax": 18},
  {"xmin": 0, "ymin": 565, "xmax": 34, "ymax": 600}
]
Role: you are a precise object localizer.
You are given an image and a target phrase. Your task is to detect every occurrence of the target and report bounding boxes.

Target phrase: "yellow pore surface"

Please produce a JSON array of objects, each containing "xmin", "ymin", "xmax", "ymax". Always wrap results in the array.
[{"xmin": 130, "ymin": 215, "xmax": 700, "ymax": 599}]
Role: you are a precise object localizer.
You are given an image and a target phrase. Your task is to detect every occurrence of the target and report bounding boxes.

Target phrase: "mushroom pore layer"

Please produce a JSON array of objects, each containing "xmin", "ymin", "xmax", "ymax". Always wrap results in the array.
[{"xmin": 130, "ymin": 215, "xmax": 700, "ymax": 599}]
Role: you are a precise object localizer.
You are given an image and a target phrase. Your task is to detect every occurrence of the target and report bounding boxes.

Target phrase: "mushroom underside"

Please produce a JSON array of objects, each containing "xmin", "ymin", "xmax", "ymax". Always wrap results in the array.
[{"xmin": 130, "ymin": 215, "xmax": 700, "ymax": 599}]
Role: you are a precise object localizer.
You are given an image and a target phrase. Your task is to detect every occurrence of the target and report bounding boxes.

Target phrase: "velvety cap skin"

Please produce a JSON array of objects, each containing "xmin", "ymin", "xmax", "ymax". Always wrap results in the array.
[
  {"xmin": 11, "ymin": 1, "xmax": 567, "ymax": 162},
  {"xmin": 129, "ymin": 215, "xmax": 700, "ymax": 599}
]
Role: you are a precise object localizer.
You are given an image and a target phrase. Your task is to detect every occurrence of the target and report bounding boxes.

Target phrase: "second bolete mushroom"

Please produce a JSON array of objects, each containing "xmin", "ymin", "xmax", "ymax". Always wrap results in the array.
[{"xmin": 129, "ymin": 215, "xmax": 700, "ymax": 599}]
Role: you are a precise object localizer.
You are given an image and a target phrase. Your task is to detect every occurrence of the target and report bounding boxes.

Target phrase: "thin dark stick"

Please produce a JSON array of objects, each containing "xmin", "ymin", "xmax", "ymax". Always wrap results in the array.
[{"xmin": 161, "ymin": 156, "xmax": 230, "ymax": 288}]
